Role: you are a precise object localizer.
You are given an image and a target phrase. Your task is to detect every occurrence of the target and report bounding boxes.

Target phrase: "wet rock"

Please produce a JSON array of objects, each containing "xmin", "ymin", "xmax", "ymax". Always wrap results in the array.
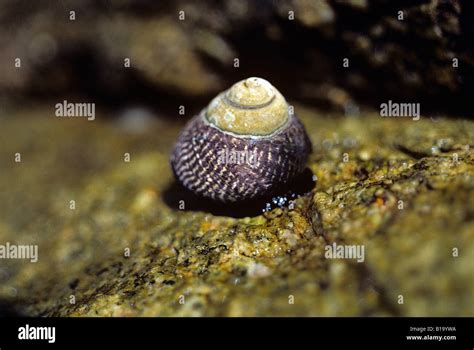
[{"xmin": 0, "ymin": 107, "xmax": 472, "ymax": 316}]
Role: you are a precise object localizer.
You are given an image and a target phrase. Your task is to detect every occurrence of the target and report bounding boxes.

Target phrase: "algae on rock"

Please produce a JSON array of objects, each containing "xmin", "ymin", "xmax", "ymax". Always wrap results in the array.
[{"xmin": 0, "ymin": 107, "xmax": 472, "ymax": 316}]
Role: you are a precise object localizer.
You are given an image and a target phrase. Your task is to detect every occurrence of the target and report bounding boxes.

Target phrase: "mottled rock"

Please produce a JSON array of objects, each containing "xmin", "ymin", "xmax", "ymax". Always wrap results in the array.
[{"xmin": 0, "ymin": 106, "xmax": 472, "ymax": 316}]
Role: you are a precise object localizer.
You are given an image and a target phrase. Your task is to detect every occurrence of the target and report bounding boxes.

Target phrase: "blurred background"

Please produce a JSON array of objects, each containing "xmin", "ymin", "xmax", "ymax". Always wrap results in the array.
[{"xmin": 1, "ymin": 0, "xmax": 473, "ymax": 117}]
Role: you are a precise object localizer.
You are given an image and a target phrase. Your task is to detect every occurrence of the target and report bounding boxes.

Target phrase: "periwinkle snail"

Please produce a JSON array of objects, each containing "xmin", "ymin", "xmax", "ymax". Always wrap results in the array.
[{"xmin": 170, "ymin": 77, "xmax": 312, "ymax": 203}]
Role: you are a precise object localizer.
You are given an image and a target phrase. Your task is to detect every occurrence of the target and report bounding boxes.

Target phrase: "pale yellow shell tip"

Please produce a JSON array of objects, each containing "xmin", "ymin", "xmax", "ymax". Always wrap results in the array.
[
  {"xmin": 226, "ymin": 77, "xmax": 275, "ymax": 108},
  {"xmin": 243, "ymin": 77, "xmax": 271, "ymax": 90},
  {"xmin": 205, "ymin": 77, "xmax": 289, "ymax": 136}
]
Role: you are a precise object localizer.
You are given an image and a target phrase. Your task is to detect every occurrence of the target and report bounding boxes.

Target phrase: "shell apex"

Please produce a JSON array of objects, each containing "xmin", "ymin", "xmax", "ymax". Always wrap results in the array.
[{"xmin": 205, "ymin": 77, "xmax": 289, "ymax": 136}]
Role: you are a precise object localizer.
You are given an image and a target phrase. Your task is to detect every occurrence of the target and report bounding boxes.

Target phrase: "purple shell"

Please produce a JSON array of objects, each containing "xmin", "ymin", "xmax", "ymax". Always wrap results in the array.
[{"xmin": 170, "ymin": 113, "xmax": 312, "ymax": 203}]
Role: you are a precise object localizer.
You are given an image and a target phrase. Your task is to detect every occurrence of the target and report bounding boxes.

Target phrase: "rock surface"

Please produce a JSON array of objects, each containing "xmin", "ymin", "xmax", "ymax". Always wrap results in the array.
[{"xmin": 0, "ymin": 106, "xmax": 472, "ymax": 316}]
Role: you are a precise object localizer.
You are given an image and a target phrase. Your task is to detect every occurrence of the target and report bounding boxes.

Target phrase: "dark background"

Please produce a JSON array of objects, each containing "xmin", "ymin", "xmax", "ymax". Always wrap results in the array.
[{"xmin": 0, "ymin": 0, "xmax": 473, "ymax": 117}]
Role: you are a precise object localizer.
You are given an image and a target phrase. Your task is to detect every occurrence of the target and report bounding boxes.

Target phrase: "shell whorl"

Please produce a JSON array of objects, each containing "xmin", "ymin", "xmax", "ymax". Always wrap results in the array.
[{"xmin": 205, "ymin": 77, "xmax": 288, "ymax": 137}]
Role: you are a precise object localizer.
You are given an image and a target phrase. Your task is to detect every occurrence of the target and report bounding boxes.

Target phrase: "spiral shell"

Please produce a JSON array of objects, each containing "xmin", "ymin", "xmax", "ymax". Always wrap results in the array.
[{"xmin": 170, "ymin": 77, "xmax": 312, "ymax": 203}]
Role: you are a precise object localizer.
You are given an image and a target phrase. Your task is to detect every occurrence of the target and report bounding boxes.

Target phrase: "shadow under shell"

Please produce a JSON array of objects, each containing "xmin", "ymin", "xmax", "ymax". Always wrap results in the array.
[{"xmin": 162, "ymin": 168, "xmax": 316, "ymax": 218}]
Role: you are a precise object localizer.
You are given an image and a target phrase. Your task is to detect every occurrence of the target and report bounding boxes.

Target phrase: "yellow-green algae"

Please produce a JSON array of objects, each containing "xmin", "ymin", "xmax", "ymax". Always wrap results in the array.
[{"xmin": 0, "ymin": 105, "xmax": 472, "ymax": 316}]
